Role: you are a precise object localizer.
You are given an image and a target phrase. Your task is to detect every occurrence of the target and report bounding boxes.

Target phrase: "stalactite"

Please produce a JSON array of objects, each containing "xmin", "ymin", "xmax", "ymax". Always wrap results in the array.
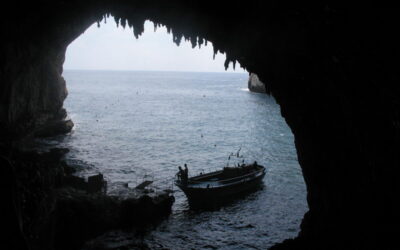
[
  {"xmin": 132, "ymin": 20, "xmax": 145, "ymax": 39},
  {"xmin": 213, "ymin": 46, "xmax": 218, "ymax": 60},
  {"xmin": 127, "ymin": 19, "xmax": 133, "ymax": 29},
  {"xmin": 120, "ymin": 18, "xmax": 126, "ymax": 29},
  {"xmin": 114, "ymin": 16, "xmax": 120, "ymax": 27},
  {"xmin": 198, "ymin": 37, "xmax": 204, "ymax": 49},
  {"xmin": 173, "ymin": 33, "xmax": 183, "ymax": 46},
  {"xmin": 224, "ymin": 57, "xmax": 230, "ymax": 70},
  {"xmin": 190, "ymin": 36, "xmax": 197, "ymax": 48}
]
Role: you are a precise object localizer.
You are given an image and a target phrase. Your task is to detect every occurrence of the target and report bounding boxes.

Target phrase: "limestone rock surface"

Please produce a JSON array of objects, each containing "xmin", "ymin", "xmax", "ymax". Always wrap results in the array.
[{"xmin": 248, "ymin": 73, "xmax": 266, "ymax": 93}]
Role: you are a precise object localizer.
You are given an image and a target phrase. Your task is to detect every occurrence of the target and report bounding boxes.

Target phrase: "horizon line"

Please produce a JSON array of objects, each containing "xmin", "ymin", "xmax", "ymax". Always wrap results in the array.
[{"xmin": 63, "ymin": 68, "xmax": 248, "ymax": 74}]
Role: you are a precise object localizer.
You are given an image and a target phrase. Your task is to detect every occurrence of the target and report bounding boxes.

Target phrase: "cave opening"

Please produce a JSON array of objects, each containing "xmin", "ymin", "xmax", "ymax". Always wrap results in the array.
[
  {"xmin": 2, "ymin": 4, "xmax": 399, "ymax": 250},
  {"xmin": 50, "ymin": 17, "xmax": 308, "ymax": 249}
]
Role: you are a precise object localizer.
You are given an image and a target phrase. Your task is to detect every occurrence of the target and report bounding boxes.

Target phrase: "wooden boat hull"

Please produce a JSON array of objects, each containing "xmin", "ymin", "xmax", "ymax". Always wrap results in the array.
[{"xmin": 175, "ymin": 166, "xmax": 266, "ymax": 206}]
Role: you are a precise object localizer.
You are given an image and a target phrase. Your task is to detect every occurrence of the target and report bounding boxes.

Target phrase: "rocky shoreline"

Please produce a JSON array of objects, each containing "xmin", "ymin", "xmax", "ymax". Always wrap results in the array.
[{"xmin": 1, "ymin": 147, "xmax": 174, "ymax": 250}]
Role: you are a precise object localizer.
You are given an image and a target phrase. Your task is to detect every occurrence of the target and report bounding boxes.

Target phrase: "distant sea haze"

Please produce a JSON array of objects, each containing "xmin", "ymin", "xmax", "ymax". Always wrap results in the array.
[{"xmin": 50, "ymin": 70, "xmax": 308, "ymax": 249}]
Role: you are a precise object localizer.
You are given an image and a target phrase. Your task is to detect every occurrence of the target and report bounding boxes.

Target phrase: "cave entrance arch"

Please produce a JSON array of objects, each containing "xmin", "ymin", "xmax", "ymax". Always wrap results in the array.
[{"xmin": 59, "ymin": 16, "xmax": 308, "ymax": 249}]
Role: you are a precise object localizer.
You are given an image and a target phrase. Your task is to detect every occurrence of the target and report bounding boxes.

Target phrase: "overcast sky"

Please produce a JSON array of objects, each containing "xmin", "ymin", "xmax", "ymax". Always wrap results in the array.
[{"xmin": 64, "ymin": 19, "xmax": 245, "ymax": 73}]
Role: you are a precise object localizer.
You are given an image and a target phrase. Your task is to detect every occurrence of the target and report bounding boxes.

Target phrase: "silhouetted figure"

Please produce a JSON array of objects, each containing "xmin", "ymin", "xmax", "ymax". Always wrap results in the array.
[
  {"xmin": 176, "ymin": 166, "xmax": 184, "ymax": 181},
  {"xmin": 183, "ymin": 164, "xmax": 189, "ymax": 185}
]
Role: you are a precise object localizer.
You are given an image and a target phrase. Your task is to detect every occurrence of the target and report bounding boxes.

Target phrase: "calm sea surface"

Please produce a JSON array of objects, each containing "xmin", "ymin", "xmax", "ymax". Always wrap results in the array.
[{"xmin": 51, "ymin": 70, "xmax": 307, "ymax": 249}]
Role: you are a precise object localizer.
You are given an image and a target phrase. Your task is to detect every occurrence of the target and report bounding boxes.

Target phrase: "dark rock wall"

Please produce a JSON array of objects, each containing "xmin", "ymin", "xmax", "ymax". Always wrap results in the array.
[
  {"xmin": 1, "ymin": 20, "xmax": 66, "ymax": 140},
  {"xmin": 0, "ymin": 2, "xmax": 100, "ymax": 141},
  {"xmin": 1, "ymin": 2, "xmax": 400, "ymax": 249}
]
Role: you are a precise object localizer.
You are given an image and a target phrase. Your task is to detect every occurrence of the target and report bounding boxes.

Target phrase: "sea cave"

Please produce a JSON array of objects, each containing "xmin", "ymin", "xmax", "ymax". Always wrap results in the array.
[{"xmin": 1, "ymin": 2, "xmax": 399, "ymax": 250}]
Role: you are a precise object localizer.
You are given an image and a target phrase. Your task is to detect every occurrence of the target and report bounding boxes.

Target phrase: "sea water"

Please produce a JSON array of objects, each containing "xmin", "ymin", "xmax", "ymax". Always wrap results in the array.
[{"xmin": 53, "ymin": 70, "xmax": 307, "ymax": 249}]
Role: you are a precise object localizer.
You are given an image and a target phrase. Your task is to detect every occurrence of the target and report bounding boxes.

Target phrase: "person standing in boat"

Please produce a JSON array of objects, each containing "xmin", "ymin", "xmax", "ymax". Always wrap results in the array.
[
  {"xmin": 253, "ymin": 161, "xmax": 258, "ymax": 170},
  {"xmin": 183, "ymin": 164, "xmax": 189, "ymax": 185},
  {"xmin": 176, "ymin": 166, "xmax": 184, "ymax": 181}
]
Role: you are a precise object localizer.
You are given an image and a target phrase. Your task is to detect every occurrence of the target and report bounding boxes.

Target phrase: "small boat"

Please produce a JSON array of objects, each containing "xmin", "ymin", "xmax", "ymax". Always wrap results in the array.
[{"xmin": 175, "ymin": 163, "xmax": 266, "ymax": 206}]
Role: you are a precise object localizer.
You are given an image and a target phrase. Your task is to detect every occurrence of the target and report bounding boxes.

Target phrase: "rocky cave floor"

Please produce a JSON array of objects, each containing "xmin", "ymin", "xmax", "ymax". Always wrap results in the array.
[{"xmin": 1, "ymin": 146, "xmax": 174, "ymax": 250}]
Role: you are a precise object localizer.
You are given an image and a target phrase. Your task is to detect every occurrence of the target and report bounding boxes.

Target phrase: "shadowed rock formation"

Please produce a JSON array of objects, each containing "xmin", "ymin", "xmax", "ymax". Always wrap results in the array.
[
  {"xmin": 1, "ymin": 2, "xmax": 400, "ymax": 250},
  {"xmin": 248, "ymin": 73, "xmax": 267, "ymax": 93},
  {"xmin": 0, "ymin": 148, "xmax": 174, "ymax": 250}
]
